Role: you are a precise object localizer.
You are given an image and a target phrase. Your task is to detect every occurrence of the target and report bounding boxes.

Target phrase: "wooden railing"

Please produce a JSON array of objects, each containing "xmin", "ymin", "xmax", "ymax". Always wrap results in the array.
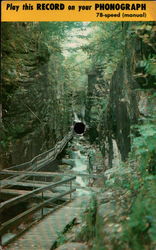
[
  {"xmin": 8, "ymin": 130, "xmax": 73, "ymax": 172},
  {"xmin": 0, "ymin": 130, "xmax": 73, "ymax": 188},
  {"xmin": 0, "ymin": 176, "xmax": 76, "ymax": 242}
]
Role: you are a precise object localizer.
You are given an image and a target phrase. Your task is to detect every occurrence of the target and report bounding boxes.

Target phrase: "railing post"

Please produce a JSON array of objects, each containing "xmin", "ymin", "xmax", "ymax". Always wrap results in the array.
[
  {"xmin": 0, "ymin": 235, "xmax": 2, "ymax": 247},
  {"xmin": 41, "ymin": 192, "xmax": 44, "ymax": 217},
  {"xmin": 70, "ymin": 180, "xmax": 72, "ymax": 201}
]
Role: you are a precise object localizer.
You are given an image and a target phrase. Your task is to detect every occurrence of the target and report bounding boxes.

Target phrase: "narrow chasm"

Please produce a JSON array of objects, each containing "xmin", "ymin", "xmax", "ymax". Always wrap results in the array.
[{"xmin": 1, "ymin": 22, "xmax": 156, "ymax": 250}]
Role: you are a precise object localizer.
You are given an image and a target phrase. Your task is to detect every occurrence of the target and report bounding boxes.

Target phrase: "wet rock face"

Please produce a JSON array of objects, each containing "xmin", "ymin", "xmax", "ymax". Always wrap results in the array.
[
  {"xmin": 1, "ymin": 23, "xmax": 72, "ymax": 167},
  {"xmin": 103, "ymin": 58, "xmax": 139, "ymax": 162},
  {"xmin": 98, "ymin": 26, "xmax": 156, "ymax": 164}
]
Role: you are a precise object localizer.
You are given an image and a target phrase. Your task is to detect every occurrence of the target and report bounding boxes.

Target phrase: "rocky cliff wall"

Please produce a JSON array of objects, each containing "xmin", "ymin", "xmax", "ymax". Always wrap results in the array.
[
  {"xmin": 98, "ymin": 23, "xmax": 156, "ymax": 167},
  {"xmin": 1, "ymin": 23, "xmax": 72, "ymax": 168}
]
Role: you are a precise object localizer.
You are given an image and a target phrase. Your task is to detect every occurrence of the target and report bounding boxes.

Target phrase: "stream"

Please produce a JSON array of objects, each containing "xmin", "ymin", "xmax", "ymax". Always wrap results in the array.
[{"xmin": 63, "ymin": 136, "xmax": 94, "ymax": 196}]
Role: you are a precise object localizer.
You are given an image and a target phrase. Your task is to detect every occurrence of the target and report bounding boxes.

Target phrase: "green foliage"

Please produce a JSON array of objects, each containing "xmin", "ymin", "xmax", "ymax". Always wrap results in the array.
[
  {"xmin": 56, "ymin": 231, "xmax": 67, "ymax": 245},
  {"xmin": 79, "ymin": 194, "xmax": 97, "ymax": 241},
  {"xmin": 123, "ymin": 91, "xmax": 156, "ymax": 249},
  {"xmin": 82, "ymin": 22, "xmax": 123, "ymax": 80},
  {"xmin": 140, "ymin": 55, "xmax": 156, "ymax": 76},
  {"xmin": 122, "ymin": 179, "xmax": 156, "ymax": 249},
  {"xmin": 1, "ymin": 22, "xmax": 78, "ymax": 164},
  {"xmin": 131, "ymin": 122, "xmax": 156, "ymax": 174}
]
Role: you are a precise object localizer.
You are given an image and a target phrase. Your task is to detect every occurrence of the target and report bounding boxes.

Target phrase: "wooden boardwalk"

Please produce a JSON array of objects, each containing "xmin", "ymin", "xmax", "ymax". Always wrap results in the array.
[
  {"xmin": 0, "ymin": 132, "xmax": 91, "ymax": 249},
  {"xmin": 6, "ymin": 196, "xmax": 89, "ymax": 250}
]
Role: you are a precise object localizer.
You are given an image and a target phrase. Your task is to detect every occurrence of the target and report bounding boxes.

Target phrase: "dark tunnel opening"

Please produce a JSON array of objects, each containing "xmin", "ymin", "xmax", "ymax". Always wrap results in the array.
[{"xmin": 74, "ymin": 122, "xmax": 85, "ymax": 134}]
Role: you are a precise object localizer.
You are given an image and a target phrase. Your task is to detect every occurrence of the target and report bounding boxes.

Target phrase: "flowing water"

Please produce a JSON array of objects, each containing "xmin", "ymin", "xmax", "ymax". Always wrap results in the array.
[{"xmin": 67, "ymin": 138, "xmax": 93, "ymax": 196}]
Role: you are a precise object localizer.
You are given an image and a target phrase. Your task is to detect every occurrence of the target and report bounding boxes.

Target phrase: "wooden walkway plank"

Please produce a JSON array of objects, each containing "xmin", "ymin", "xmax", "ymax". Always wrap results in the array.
[
  {"xmin": 0, "ymin": 189, "xmax": 76, "ymax": 237},
  {"xmin": 6, "ymin": 196, "xmax": 89, "ymax": 250}
]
